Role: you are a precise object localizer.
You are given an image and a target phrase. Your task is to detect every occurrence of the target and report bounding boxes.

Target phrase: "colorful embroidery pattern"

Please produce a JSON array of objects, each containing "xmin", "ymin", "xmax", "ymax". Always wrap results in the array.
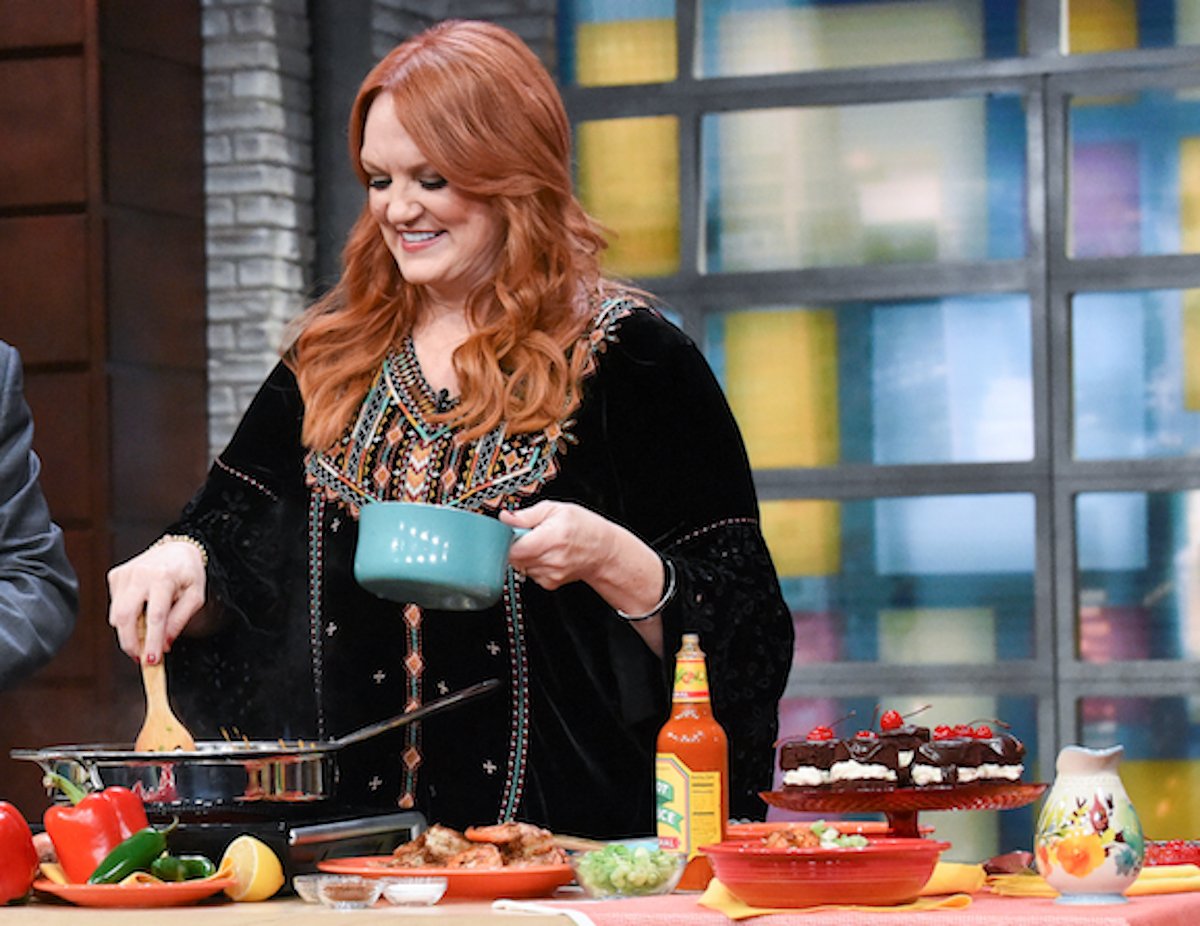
[{"xmin": 300, "ymin": 296, "xmax": 637, "ymax": 814}]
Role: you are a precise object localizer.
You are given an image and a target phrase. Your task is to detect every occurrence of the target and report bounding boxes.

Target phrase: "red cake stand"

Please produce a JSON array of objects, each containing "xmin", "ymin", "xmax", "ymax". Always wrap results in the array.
[{"xmin": 761, "ymin": 781, "xmax": 1047, "ymax": 839}]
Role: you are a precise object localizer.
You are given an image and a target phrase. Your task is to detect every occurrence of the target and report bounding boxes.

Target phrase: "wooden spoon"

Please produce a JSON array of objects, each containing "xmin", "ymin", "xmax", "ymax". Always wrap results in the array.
[{"xmin": 135, "ymin": 613, "xmax": 197, "ymax": 752}]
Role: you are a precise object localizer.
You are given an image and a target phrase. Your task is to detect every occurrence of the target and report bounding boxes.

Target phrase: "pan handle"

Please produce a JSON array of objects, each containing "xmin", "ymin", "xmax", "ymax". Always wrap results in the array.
[
  {"xmin": 332, "ymin": 678, "xmax": 501, "ymax": 749},
  {"xmin": 14, "ymin": 753, "xmax": 105, "ymax": 798}
]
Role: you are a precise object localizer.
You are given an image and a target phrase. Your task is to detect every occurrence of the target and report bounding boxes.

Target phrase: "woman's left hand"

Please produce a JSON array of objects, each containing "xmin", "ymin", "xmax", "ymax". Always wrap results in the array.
[
  {"xmin": 500, "ymin": 501, "xmax": 617, "ymax": 590},
  {"xmin": 500, "ymin": 502, "xmax": 667, "ymax": 657}
]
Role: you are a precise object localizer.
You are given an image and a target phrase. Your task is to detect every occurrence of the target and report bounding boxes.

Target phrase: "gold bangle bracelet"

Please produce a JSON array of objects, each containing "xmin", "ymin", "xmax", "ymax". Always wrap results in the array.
[{"xmin": 153, "ymin": 533, "xmax": 209, "ymax": 568}]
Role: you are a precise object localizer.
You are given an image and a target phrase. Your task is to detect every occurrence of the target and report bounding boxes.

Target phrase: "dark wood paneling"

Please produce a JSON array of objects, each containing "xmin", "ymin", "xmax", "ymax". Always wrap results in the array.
[
  {"xmin": 0, "ymin": 1, "xmax": 207, "ymax": 827},
  {"xmin": 0, "ymin": 0, "xmax": 85, "ymax": 50},
  {"xmin": 0, "ymin": 56, "xmax": 87, "ymax": 208},
  {"xmin": 110, "ymin": 367, "xmax": 208, "ymax": 521},
  {"xmin": 100, "ymin": 0, "xmax": 201, "ymax": 66},
  {"xmin": 107, "ymin": 209, "xmax": 207, "ymax": 369},
  {"xmin": 0, "ymin": 216, "xmax": 90, "ymax": 365},
  {"xmin": 0, "ymin": 684, "xmax": 136, "ymax": 820},
  {"xmin": 23, "ymin": 371, "xmax": 92, "ymax": 524},
  {"xmin": 104, "ymin": 49, "xmax": 204, "ymax": 218}
]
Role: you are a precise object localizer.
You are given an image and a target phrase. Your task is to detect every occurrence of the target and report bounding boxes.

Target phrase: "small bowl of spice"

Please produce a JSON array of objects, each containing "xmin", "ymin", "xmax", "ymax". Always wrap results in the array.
[
  {"xmin": 317, "ymin": 875, "xmax": 384, "ymax": 910},
  {"xmin": 381, "ymin": 876, "xmax": 448, "ymax": 906},
  {"xmin": 292, "ymin": 873, "xmax": 325, "ymax": 903}
]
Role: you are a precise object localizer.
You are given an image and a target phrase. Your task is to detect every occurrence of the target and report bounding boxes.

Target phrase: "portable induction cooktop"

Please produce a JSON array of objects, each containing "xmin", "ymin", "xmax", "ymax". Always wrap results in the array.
[{"xmin": 152, "ymin": 806, "xmax": 426, "ymax": 879}]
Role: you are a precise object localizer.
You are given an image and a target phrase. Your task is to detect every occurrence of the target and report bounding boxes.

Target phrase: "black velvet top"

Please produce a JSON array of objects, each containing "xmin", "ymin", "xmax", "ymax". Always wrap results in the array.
[{"xmin": 168, "ymin": 297, "xmax": 794, "ymax": 838}]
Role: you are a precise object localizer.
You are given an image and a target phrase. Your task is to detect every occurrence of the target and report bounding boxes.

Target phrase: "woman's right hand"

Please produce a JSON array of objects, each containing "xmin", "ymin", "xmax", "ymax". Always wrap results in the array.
[{"xmin": 106, "ymin": 540, "xmax": 207, "ymax": 665}]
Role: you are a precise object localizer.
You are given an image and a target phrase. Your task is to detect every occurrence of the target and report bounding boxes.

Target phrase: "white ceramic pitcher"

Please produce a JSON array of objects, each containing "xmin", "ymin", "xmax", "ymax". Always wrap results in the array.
[{"xmin": 1034, "ymin": 745, "xmax": 1145, "ymax": 904}]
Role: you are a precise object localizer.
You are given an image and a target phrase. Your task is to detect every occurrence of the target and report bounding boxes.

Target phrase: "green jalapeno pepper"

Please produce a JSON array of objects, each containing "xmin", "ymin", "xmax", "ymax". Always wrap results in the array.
[
  {"xmin": 150, "ymin": 854, "xmax": 216, "ymax": 882},
  {"xmin": 87, "ymin": 819, "xmax": 177, "ymax": 884}
]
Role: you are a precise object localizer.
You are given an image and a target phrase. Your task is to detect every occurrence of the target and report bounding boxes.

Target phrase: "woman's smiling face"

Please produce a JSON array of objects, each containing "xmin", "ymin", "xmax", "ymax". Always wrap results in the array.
[{"xmin": 361, "ymin": 94, "xmax": 505, "ymax": 309}]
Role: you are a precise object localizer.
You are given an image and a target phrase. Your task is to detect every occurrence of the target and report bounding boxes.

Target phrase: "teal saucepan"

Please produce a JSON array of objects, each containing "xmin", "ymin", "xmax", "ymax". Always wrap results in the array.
[{"xmin": 354, "ymin": 501, "xmax": 528, "ymax": 610}]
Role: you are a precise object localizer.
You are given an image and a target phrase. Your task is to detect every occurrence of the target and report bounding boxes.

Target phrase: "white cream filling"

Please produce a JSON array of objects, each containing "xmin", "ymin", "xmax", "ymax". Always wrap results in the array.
[
  {"xmin": 956, "ymin": 763, "xmax": 1024, "ymax": 784},
  {"xmin": 783, "ymin": 767, "xmax": 830, "ymax": 787},
  {"xmin": 830, "ymin": 760, "xmax": 896, "ymax": 782},
  {"xmin": 910, "ymin": 765, "xmax": 949, "ymax": 786}
]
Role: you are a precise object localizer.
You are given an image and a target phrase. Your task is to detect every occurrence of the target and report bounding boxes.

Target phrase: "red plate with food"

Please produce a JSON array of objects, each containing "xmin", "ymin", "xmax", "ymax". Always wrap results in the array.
[
  {"xmin": 316, "ymin": 857, "xmax": 572, "ymax": 899},
  {"xmin": 701, "ymin": 837, "xmax": 951, "ymax": 908},
  {"xmin": 32, "ymin": 877, "xmax": 234, "ymax": 908}
]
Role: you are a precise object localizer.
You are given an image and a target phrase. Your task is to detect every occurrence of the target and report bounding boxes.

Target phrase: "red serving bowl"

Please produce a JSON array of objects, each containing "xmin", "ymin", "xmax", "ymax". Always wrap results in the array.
[
  {"xmin": 726, "ymin": 821, "xmax": 933, "ymax": 841},
  {"xmin": 701, "ymin": 837, "xmax": 951, "ymax": 907}
]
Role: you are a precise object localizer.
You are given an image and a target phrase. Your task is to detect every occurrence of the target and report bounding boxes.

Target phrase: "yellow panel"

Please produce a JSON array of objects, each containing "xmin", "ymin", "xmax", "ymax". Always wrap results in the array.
[
  {"xmin": 576, "ymin": 116, "xmax": 679, "ymax": 278},
  {"xmin": 760, "ymin": 498, "xmax": 841, "ymax": 577},
  {"xmin": 1181, "ymin": 139, "xmax": 1200, "ymax": 251},
  {"xmin": 1121, "ymin": 759, "xmax": 1200, "ymax": 839},
  {"xmin": 878, "ymin": 608, "xmax": 996, "ymax": 664},
  {"xmin": 1067, "ymin": 0, "xmax": 1138, "ymax": 54},
  {"xmin": 723, "ymin": 309, "xmax": 839, "ymax": 469},
  {"xmin": 1185, "ymin": 292, "xmax": 1200, "ymax": 411},
  {"xmin": 576, "ymin": 19, "xmax": 676, "ymax": 87}
]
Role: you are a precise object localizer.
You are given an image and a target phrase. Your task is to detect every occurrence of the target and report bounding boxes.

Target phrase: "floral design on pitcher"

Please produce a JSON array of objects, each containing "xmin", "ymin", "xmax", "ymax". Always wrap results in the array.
[{"xmin": 1037, "ymin": 787, "xmax": 1145, "ymax": 880}]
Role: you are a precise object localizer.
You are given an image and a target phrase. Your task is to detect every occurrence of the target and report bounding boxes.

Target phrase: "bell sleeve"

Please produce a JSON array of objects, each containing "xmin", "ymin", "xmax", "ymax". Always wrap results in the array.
[
  {"xmin": 166, "ymin": 360, "xmax": 307, "ymax": 634},
  {"xmin": 590, "ymin": 308, "xmax": 795, "ymax": 818}
]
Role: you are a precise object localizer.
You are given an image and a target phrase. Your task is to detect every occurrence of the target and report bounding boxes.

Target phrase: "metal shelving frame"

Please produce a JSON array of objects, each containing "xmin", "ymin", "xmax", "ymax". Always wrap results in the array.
[{"xmin": 560, "ymin": 0, "xmax": 1200, "ymax": 776}]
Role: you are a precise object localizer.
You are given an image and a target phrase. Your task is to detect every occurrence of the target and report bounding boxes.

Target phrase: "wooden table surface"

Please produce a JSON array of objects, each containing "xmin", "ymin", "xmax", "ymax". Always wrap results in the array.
[
  {"xmin": 14, "ymin": 890, "xmax": 1200, "ymax": 926},
  {"xmin": 10, "ymin": 896, "xmax": 572, "ymax": 924}
]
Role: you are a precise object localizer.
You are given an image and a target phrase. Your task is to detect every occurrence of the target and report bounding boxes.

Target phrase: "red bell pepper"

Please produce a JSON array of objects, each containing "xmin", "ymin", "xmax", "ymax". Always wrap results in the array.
[
  {"xmin": 0, "ymin": 801, "xmax": 37, "ymax": 903},
  {"xmin": 99, "ymin": 786, "xmax": 149, "ymax": 840},
  {"xmin": 42, "ymin": 773, "xmax": 149, "ymax": 883}
]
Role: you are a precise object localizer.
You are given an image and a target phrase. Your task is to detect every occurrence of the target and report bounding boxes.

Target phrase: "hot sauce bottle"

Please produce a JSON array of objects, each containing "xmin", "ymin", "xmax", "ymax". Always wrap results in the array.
[{"xmin": 655, "ymin": 633, "xmax": 728, "ymax": 892}]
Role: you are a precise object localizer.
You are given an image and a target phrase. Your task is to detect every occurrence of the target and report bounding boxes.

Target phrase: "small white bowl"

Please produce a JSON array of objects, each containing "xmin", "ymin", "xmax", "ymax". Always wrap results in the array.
[
  {"xmin": 381, "ymin": 876, "xmax": 448, "ymax": 906},
  {"xmin": 316, "ymin": 874, "xmax": 384, "ymax": 910},
  {"xmin": 292, "ymin": 873, "xmax": 324, "ymax": 903}
]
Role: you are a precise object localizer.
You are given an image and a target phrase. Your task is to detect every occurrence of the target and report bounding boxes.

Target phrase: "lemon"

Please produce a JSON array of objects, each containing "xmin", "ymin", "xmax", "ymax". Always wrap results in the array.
[{"xmin": 219, "ymin": 834, "xmax": 285, "ymax": 902}]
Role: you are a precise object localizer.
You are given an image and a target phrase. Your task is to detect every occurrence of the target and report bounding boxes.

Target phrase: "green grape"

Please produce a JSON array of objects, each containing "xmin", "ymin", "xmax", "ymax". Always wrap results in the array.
[{"xmin": 573, "ymin": 844, "xmax": 684, "ymax": 897}]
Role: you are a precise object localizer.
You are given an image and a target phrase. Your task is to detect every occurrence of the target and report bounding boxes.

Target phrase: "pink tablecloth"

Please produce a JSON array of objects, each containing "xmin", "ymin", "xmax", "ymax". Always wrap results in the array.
[{"xmin": 541, "ymin": 891, "xmax": 1200, "ymax": 926}]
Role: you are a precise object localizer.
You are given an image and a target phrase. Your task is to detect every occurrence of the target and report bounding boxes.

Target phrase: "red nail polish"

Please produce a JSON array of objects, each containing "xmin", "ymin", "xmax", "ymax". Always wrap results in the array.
[{"xmin": 146, "ymin": 653, "xmax": 158, "ymax": 666}]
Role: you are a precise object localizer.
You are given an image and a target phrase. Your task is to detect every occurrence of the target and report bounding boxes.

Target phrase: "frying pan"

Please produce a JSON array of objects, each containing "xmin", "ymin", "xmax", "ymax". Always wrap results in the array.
[{"xmin": 12, "ymin": 678, "xmax": 500, "ymax": 809}]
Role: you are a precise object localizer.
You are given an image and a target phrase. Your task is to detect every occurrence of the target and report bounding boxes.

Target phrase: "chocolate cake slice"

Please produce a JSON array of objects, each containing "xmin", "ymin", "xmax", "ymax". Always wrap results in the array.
[
  {"xmin": 780, "ymin": 736, "xmax": 839, "ymax": 787},
  {"xmin": 829, "ymin": 734, "xmax": 902, "ymax": 788},
  {"xmin": 910, "ymin": 727, "xmax": 1026, "ymax": 786}
]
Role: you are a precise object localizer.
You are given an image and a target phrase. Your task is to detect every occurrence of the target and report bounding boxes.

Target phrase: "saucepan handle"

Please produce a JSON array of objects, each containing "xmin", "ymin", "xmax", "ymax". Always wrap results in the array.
[{"xmin": 332, "ymin": 677, "xmax": 501, "ymax": 749}]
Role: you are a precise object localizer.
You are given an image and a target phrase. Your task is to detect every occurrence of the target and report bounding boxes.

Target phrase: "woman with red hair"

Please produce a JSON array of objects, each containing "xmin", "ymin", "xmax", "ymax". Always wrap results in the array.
[{"xmin": 107, "ymin": 20, "xmax": 792, "ymax": 838}]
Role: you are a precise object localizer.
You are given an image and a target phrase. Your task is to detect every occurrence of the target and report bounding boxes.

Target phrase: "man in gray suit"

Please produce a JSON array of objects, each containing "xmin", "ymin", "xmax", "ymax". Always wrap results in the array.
[{"xmin": 0, "ymin": 341, "xmax": 77, "ymax": 689}]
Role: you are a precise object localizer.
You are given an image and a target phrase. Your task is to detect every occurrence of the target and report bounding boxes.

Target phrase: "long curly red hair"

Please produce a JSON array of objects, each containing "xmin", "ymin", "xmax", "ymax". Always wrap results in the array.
[{"xmin": 286, "ymin": 19, "xmax": 613, "ymax": 450}]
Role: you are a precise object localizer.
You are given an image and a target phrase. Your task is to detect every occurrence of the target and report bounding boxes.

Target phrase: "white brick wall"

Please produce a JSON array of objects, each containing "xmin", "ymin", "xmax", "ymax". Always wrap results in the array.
[
  {"xmin": 201, "ymin": 0, "xmax": 555, "ymax": 459},
  {"xmin": 203, "ymin": 0, "xmax": 314, "ymax": 458}
]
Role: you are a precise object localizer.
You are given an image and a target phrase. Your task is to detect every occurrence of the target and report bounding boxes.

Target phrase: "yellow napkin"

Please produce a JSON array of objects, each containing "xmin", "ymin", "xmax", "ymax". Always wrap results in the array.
[
  {"xmin": 699, "ymin": 876, "xmax": 974, "ymax": 919},
  {"xmin": 37, "ymin": 858, "xmax": 233, "ymax": 888},
  {"xmin": 922, "ymin": 862, "xmax": 987, "ymax": 895},
  {"xmin": 988, "ymin": 864, "xmax": 1200, "ymax": 898}
]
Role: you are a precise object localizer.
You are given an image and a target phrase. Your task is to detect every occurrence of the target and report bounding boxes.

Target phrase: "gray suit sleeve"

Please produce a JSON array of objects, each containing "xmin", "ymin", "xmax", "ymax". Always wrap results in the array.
[{"xmin": 0, "ymin": 343, "xmax": 79, "ymax": 689}]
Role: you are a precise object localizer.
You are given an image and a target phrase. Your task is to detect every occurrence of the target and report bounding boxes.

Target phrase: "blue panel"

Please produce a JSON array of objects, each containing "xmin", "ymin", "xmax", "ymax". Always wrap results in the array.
[
  {"xmin": 574, "ymin": 0, "xmax": 675, "ymax": 22},
  {"xmin": 984, "ymin": 0, "xmax": 1021, "ymax": 58},
  {"xmin": 874, "ymin": 494, "xmax": 1035, "ymax": 575},
  {"xmin": 1139, "ymin": 0, "xmax": 1177, "ymax": 48},
  {"xmin": 1076, "ymin": 493, "xmax": 1149, "ymax": 572},
  {"xmin": 985, "ymin": 95, "xmax": 1027, "ymax": 260}
]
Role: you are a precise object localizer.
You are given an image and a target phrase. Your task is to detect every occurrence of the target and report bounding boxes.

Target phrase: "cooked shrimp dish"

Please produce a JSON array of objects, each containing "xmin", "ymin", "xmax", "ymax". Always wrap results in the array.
[{"xmin": 386, "ymin": 821, "xmax": 567, "ymax": 869}]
